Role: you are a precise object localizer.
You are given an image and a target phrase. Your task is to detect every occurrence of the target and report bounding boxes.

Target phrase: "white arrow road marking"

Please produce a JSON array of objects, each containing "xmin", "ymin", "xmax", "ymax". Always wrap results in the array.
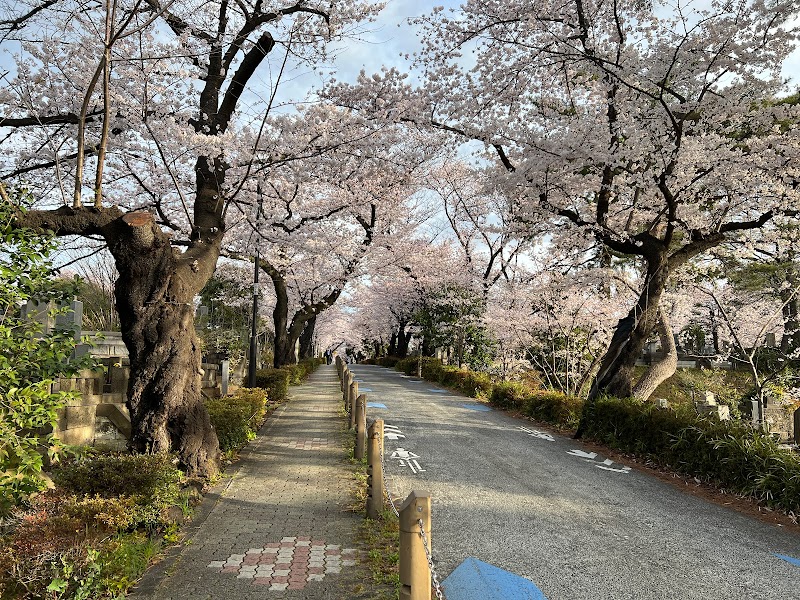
[
  {"xmin": 567, "ymin": 449, "xmax": 598, "ymax": 460},
  {"xmin": 398, "ymin": 459, "xmax": 426, "ymax": 474},
  {"xmin": 518, "ymin": 426, "xmax": 555, "ymax": 442},
  {"xmin": 392, "ymin": 449, "xmax": 425, "ymax": 474},
  {"xmin": 384, "ymin": 424, "xmax": 402, "ymax": 431},
  {"xmin": 385, "ymin": 432, "xmax": 406, "ymax": 440},
  {"xmin": 408, "ymin": 459, "xmax": 425, "ymax": 473},
  {"xmin": 391, "ymin": 448, "xmax": 420, "ymax": 460},
  {"xmin": 596, "ymin": 464, "xmax": 632, "ymax": 473}
]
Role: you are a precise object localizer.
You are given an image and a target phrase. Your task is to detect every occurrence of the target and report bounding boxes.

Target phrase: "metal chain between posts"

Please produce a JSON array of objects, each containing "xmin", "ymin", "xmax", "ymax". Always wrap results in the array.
[
  {"xmin": 418, "ymin": 519, "xmax": 445, "ymax": 600},
  {"xmin": 376, "ymin": 427, "xmax": 444, "ymax": 599},
  {"xmin": 379, "ymin": 449, "xmax": 400, "ymax": 517}
]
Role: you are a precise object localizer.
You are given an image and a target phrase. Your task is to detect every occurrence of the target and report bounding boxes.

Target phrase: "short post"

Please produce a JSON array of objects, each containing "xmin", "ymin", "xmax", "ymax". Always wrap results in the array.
[
  {"xmin": 355, "ymin": 394, "xmax": 367, "ymax": 460},
  {"xmin": 348, "ymin": 381, "xmax": 358, "ymax": 428},
  {"xmin": 343, "ymin": 370, "xmax": 351, "ymax": 404},
  {"xmin": 367, "ymin": 419, "xmax": 384, "ymax": 519},
  {"xmin": 399, "ymin": 491, "xmax": 432, "ymax": 600}
]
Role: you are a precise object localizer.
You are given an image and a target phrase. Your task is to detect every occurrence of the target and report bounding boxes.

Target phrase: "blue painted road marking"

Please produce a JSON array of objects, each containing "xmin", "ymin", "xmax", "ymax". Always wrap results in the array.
[
  {"xmin": 367, "ymin": 402, "xmax": 386, "ymax": 409},
  {"xmin": 775, "ymin": 553, "xmax": 800, "ymax": 567},
  {"xmin": 360, "ymin": 388, "xmax": 373, "ymax": 392},
  {"xmin": 442, "ymin": 557, "xmax": 547, "ymax": 600},
  {"xmin": 462, "ymin": 404, "xmax": 492, "ymax": 412},
  {"xmin": 427, "ymin": 388, "xmax": 447, "ymax": 393}
]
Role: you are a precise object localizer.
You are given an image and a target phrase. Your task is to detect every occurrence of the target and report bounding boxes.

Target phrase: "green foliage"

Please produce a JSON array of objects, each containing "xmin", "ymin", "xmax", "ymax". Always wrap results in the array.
[
  {"xmin": 52, "ymin": 453, "xmax": 182, "ymax": 531},
  {"xmin": 413, "ymin": 284, "xmax": 495, "ymax": 369},
  {"xmin": 437, "ymin": 365, "xmax": 493, "ymax": 398},
  {"xmin": 281, "ymin": 358, "xmax": 324, "ymax": 385},
  {"xmin": 394, "ymin": 357, "xmax": 493, "ymax": 398},
  {"xmin": 196, "ymin": 274, "xmax": 252, "ymax": 360},
  {"xmin": 0, "ymin": 202, "xmax": 96, "ymax": 513},
  {"xmin": 206, "ymin": 388, "xmax": 269, "ymax": 453},
  {"xmin": 253, "ymin": 368, "xmax": 290, "ymax": 401},
  {"xmin": 251, "ymin": 359, "xmax": 323, "ymax": 401}
]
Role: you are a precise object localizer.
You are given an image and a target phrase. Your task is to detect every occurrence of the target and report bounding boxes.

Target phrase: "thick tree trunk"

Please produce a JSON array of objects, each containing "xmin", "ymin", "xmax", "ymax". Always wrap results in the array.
[
  {"xmin": 299, "ymin": 314, "xmax": 316, "ymax": 360},
  {"xmin": 576, "ymin": 253, "xmax": 671, "ymax": 438},
  {"xmin": 631, "ymin": 308, "xmax": 677, "ymax": 402},
  {"xmin": 274, "ymin": 329, "xmax": 298, "ymax": 367},
  {"xmin": 396, "ymin": 322, "xmax": 411, "ymax": 358},
  {"xmin": 110, "ymin": 213, "xmax": 220, "ymax": 477},
  {"xmin": 589, "ymin": 256, "xmax": 670, "ymax": 401},
  {"xmin": 20, "ymin": 206, "xmax": 222, "ymax": 476},
  {"xmin": 388, "ymin": 331, "xmax": 398, "ymax": 356}
]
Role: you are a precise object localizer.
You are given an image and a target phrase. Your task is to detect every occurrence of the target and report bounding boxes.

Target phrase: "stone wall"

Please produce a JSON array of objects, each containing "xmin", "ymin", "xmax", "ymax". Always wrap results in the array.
[{"xmin": 53, "ymin": 364, "xmax": 130, "ymax": 449}]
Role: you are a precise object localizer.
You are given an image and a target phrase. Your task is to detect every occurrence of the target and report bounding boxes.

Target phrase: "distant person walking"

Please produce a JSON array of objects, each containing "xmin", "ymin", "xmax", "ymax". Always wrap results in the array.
[{"xmin": 324, "ymin": 348, "xmax": 333, "ymax": 365}]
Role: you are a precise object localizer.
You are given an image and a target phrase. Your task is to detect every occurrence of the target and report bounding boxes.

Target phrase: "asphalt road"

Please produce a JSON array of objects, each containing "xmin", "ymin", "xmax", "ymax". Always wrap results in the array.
[{"xmin": 348, "ymin": 364, "xmax": 800, "ymax": 600}]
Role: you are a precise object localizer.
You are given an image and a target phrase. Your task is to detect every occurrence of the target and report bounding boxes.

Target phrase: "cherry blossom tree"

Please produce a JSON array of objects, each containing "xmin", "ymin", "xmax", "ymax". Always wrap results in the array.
[
  {"xmin": 330, "ymin": 1, "xmax": 800, "ymax": 414},
  {"xmin": 1, "ymin": 0, "xmax": 383, "ymax": 475},
  {"xmin": 222, "ymin": 105, "xmax": 434, "ymax": 367},
  {"xmin": 426, "ymin": 161, "xmax": 531, "ymax": 299}
]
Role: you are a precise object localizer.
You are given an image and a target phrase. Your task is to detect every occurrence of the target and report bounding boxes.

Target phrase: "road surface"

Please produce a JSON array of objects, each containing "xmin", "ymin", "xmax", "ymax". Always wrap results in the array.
[{"xmin": 349, "ymin": 364, "xmax": 800, "ymax": 600}]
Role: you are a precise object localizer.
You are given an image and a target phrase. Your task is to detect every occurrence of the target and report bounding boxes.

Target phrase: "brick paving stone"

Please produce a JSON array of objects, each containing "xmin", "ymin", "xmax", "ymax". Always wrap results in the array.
[{"xmin": 130, "ymin": 366, "xmax": 376, "ymax": 600}]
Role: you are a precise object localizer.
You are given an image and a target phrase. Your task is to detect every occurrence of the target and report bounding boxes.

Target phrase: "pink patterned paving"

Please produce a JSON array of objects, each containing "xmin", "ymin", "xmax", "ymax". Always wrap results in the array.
[
  {"xmin": 207, "ymin": 537, "xmax": 358, "ymax": 592},
  {"xmin": 282, "ymin": 438, "xmax": 332, "ymax": 450}
]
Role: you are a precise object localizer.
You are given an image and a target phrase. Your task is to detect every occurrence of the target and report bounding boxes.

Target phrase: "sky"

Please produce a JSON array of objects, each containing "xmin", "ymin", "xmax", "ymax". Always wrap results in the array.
[{"xmin": 318, "ymin": 0, "xmax": 800, "ymax": 94}]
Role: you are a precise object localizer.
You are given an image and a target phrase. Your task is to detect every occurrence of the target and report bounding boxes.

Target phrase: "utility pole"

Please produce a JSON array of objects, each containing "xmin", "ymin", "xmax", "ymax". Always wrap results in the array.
[{"xmin": 247, "ymin": 188, "xmax": 263, "ymax": 387}]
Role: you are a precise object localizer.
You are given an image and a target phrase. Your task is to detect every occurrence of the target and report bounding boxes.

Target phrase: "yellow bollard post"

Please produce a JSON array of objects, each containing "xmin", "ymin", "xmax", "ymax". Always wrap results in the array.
[
  {"xmin": 348, "ymin": 380, "xmax": 358, "ymax": 428},
  {"xmin": 367, "ymin": 419, "xmax": 384, "ymax": 519},
  {"xmin": 399, "ymin": 491, "xmax": 432, "ymax": 600},
  {"xmin": 355, "ymin": 394, "xmax": 367, "ymax": 460},
  {"xmin": 342, "ymin": 370, "xmax": 351, "ymax": 406}
]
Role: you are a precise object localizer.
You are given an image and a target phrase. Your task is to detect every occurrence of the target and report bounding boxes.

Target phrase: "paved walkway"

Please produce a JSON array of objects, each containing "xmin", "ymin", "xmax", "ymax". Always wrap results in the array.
[{"xmin": 133, "ymin": 365, "xmax": 376, "ymax": 600}]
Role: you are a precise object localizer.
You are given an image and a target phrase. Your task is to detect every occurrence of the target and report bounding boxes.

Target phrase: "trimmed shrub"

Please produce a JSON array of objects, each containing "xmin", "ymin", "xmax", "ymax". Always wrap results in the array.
[
  {"xmin": 283, "ymin": 358, "xmax": 323, "ymax": 383},
  {"xmin": 206, "ymin": 388, "xmax": 269, "ymax": 453},
  {"xmin": 438, "ymin": 366, "xmax": 493, "ymax": 398},
  {"xmin": 395, "ymin": 356, "xmax": 442, "ymax": 376},
  {"xmin": 525, "ymin": 391, "xmax": 583, "ymax": 429},
  {"xmin": 254, "ymin": 368, "xmax": 291, "ymax": 402},
  {"xmin": 490, "ymin": 383, "xmax": 582, "ymax": 428},
  {"xmin": 490, "ymin": 381, "xmax": 530, "ymax": 410},
  {"xmin": 51, "ymin": 453, "xmax": 183, "ymax": 531},
  {"xmin": 229, "ymin": 387, "xmax": 270, "ymax": 424}
]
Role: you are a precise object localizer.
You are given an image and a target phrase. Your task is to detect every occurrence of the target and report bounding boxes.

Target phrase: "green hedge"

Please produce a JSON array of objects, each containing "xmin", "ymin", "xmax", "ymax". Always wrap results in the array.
[
  {"xmin": 580, "ymin": 396, "xmax": 800, "ymax": 513},
  {"xmin": 282, "ymin": 358, "xmax": 325, "ymax": 384},
  {"xmin": 253, "ymin": 368, "xmax": 291, "ymax": 402},
  {"xmin": 490, "ymin": 382, "xmax": 583, "ymax": 429},
  {"xmin": 206, "ymin": 388, "xmax": 269, "ymax": 452},
  {"xmin": 393, "ymin": 357, "xmax": 493, "ymax": 398}
]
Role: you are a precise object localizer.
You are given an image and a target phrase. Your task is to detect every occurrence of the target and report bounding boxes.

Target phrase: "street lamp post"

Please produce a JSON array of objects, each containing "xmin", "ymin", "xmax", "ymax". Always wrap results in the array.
[{"xmin": 247, "ymin": 189, "xmax": 263, "ymax": 388}]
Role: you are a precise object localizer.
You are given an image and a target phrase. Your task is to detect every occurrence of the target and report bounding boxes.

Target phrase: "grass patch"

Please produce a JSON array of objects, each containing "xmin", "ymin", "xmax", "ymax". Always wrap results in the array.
[{"xmin": 359, "ymin": 511, "xmax": 400, "ymax": 596}]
